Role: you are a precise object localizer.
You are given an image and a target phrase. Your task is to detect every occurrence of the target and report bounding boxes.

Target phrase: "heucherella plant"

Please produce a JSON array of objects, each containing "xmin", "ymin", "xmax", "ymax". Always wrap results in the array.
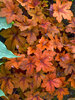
[{"xmin": 0, "ymin": 0, "xmax": 74, "ymax": 100}]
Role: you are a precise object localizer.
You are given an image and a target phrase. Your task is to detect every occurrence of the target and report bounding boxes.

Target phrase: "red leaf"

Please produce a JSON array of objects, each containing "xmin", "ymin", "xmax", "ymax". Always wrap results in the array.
[{"xmin": 42, "ymin": 74, "xmax": 62, "ymax": 94}]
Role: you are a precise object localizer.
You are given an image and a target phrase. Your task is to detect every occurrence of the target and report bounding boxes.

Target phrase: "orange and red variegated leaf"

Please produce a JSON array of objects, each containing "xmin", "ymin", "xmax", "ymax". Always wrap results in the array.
[
  {"xmin": 32, "ymin": 72, "xmax": 45, "ymax": 88},
  {"xmin": 5, "ymin": 54, "xmax": 25, "ymax": 69},
  {"xmin": 12, "ymin": 73, "xmax": 32, "ymax": 92},
  {"xmin": 55, "ymin": 88, "xmax": 69, "ymax": 100},
  {"xmin": 66, "ymin": 17, "xmax": 75, "ymax": 34},
  {"xmin": 59, "ymin": 62, "xmax": 75, "ymax": 75},
  {"xmin": 68, "ymin": 77, "xmax": 75, "ymax": 88},
  {"xmin": 36, "ymin": 36, "xmax": 50, "ymax": 51},
  {"xmin": 17, "ymin": 73, "xmax": 31, "ymax": 92},
  {"xmin": 27, "ymin": 47, "xmax": 35, "ymax": 55},
  {"xmin": 17, "ymin": 0, "xmax": 40, "ymax": 10},
  {"xmin": 26, "ymin": 91, "xmax": 44, "ymax": 100},
  {"xmin": 0, "ymin": 66, "xmax": 14, "ymax": 95},
  {"xmin": 28, "ymin": 6, "xmax": 45, "ymax": 22},
  {"xmin": 55, "ymin": 52, "xmax": 71, "ymax": 62},
  {"xmin": 39, "ymin": 19, "xmax": 51, "ymax": 32},
  {"xmin": 0, "ymin": 0, "xmax": 23, "ymax": 23},
  {"xmin": 34, "ymin": 49, "xmax": 56, "ymax": 72},
  {"xmin": 14, "ymin": 16, "xmax": 37, "ymax": 31},
  {"xmin": 47, "ymin": 25, "xmax": 60, "ymax": 36},
  {"xmin": 53, "ymin": 0, "xmax": 73, "ymax": 23},
  {"xmin": 1, "ymin": 80, "xmax": 14, "ymax": 94},
  {"xmin": 0, "ymin": 26, "xmax": 26, "ymax": 51},
  {"xmin": 68, "ymin": 73, "xmax": 75, "ymax": 88},
  {"xmin": 20, "ymin": 27, "xmax": 39, "ymax": 45},
  {"xmin": 42, "ymin": 74, "xmax": 62, "ymax": 94},
  {"xmin": 48, "ymin": 34, "xmax": 63, "ymax": 51},
  {"xmin": 19, "ymin": 56, "xmax": 36, "ymax": 75}
]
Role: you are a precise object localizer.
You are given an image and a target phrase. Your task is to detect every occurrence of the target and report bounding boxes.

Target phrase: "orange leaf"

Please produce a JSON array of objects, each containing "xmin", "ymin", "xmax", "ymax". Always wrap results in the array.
[
  {"xmin": 59, "ymin": 62, "xmax": 75, "ymax": 75},
  {"xmin": 36, "ymin": 36, "xmax": 50, "ymax": 51},
  {"xmin": 12, "ymin": 73, "xmax": 31, "ymax": 92},
  {"xmin": 66, "ymin": 17, "xmax": 75, "ymax": 34},
  {"xmin": 19, "ymin": 56, "xmax": 35, "ymax": 75},
  {"xmin": 0, "ymin": 67, "xmax": 14, "ymax": 94},
  {"xmin": 28, "ymin": 6, "xmax": 44, "ymax": 22},
  {"xmin": 48, "ymin": 34, "xmax": 63, "ymax": 51},
  {"xmin": 35, "ymin": 49, "xmax": 56, "ymax": 72},
  {"xmin": 55, "ymin": 88, "xmax": 69, "ymax": 100},
  {"xmin": 68, "ymin": 74, "xmax": 75, "ymax": 88},
  {"xmin": 0, "ymin": 26, "xmax": 26, "ymax": 51},
  {"xmin": 42, "ymin": 74, "xmax": 62, "ymax": 94},
  {"xmin": 5, "ymin": 54, "xmax": 25, "ymax": 69},
  {"xmin": 14, "ymin": 16, "xmax": 37, "ymax": 31},
  {"xmin": 53, "ymin": 0, "xmax": 73, "ymax": 23},
  {"xmin": 0, "ymin": 0, "xmax": 23, "ymax": 23},
  {"xmin": 26, "ymin": 92, "xmax": 44, "ymax": 100},
  {"xmin": 27, "ymin": 47, "xmax": 35, "ymax": 55},
  {"xmin": 20, "ymin": 27, "xmax": 39, "ymax": 44}
]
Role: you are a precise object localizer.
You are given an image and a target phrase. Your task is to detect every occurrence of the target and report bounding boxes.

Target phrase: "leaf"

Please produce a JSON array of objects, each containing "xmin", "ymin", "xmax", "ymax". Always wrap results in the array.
[
  {"xmin": 55, "ymin": 88, "xmax": 69, "ymax": 100},
  {"xmin": 36, "ymin": 36, "xmax": 50, "ymax": 51},
  {"xmin": 68, "ymin": 77, "xmax": 75, "ymax": 88},
  {"xmin": 17, "ymin": 0, "xmax": 40, "ymax": 10},
  {"xmin": 26, "ymin": 92, "xmax": 43, "ymax": 100},
  {"xmin": 66, "ymin": 17, "xmax": 75, "ymax": 34},
  {"xmin": 0, "ymin": 89, "xmax": 8, "ymax": 99},
  {"xmin": 59, "ymin": 62, "xmax": 75, "ymax": 75},
  {"xmin": 20, "ymin": 27, "xmax": 39, "ymax": 45},
  {"xmin": 32, "ymin": 72, "xmax": 45, "ymax": 88},
  {"xmin": 1, "ymin": 80, "xmax": 14, "ymax": 94},
  {"xmin": 27, "ymin": 47, "xmax": 35, "ymax": 55},
  {"xmin": 19, "ymin": 76, "xmax": 31, "ymax": 92},
  {"xmin": 53, "ymin": 0, "xmax": 73, "ymax": 23},
  {"xmin": 47, "ymin": 35, "xmax": 63, "ymax": 51},
  {"xmin": 0, "ymin": 67, "xmax": 14, "ymax": 95},
  {"xmin": 28, "ymin": 6, "xmax": 44, "ymax": 22},
  {"xmin": 0, "ymin": 17, "xmax": 12, "ymax": 30},
  {"xmin": 0, "ymin": 63, "xmax": 4, "ymax": 65},
  {"xmin": 0, "ymin": 0, "xmax": 23, "ymax": 23},
  {"xmin": 47, "ymin": 25, "xmax": 59, "ymax": 36},
  {"xmin": 14, "ymin": 16, "xmax": 37, "ymax": 31},
  {"xmin": 19, "ymin": 56, "xmax": 35, "ymax": 75},
  {"xmin": 39, "ymin": 19, "xmax": 51, "ymax": 32},
  {"xmin": 5, "ymin": 54, "xmax": 25, "ymax": 69},
  {"xmin": 12, "ymin": 73, "xmax": 31, "ymax": 92},
  {"xmin": 42, "ymin": 74, "xmax": 62, "ymax": 94},
  {"xmin": 0, "ymin": 41, "xmax": 20, "ymax": 59},
  {"xmin": 0, "ymin": 26, "xmax": 26, "ymax": 51},
  {"xmin": 34, "ymin": 49, "xmax": 56, "ymax": 72}
]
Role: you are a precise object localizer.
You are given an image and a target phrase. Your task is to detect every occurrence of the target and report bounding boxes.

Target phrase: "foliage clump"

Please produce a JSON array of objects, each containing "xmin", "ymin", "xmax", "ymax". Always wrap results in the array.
[{"xmin": 0, "ymin": 0, "xmax": 75, "ymax": 100}]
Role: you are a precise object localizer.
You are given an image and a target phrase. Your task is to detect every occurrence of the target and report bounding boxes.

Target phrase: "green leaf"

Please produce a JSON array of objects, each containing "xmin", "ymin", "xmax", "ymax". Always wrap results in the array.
[
  {"xmin": 0, "ymin": 17, "xmax": 12, "ymax": 30},
  {"xmin": 0, "ymin": 89, "xmax": 8, "ymax": 99},
  {"xmin": 0, "ymin": 41, "xmax": 20, "ymax": 59},
  {"xmin": 0, "ymin": 62, "xmax": 4, "ymax": 65}
]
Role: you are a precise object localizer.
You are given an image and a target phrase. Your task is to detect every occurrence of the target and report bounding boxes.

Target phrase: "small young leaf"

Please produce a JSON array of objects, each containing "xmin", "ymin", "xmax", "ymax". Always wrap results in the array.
[
  {"xmin": 11, "ymin": 21, "xmax": 15, "ymax": 24},
  {"xmin": 0, "ymin": 17, "xmax": 12, "ymax": 30},
  {"xmin": 0, "ymin": 41, "xmax": 20, "ymax": 58}
]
